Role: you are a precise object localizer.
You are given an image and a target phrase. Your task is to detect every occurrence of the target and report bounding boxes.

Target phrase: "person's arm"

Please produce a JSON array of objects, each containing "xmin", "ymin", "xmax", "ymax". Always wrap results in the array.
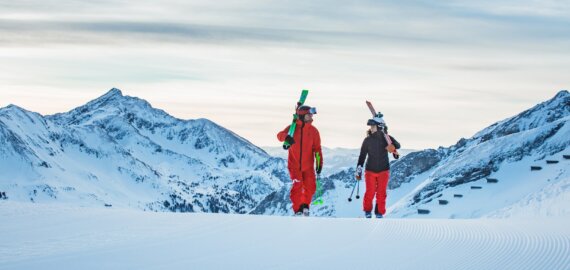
[
  {"xmin": 389, "ymin": 135, "xmax": 401, "ymax": 149},
  {"xmin": 355, "ymin": 139, "xmax": 367, "ymax": 180},
  {"xmin": 277, "ymin": 126, "xmax": 291, "ymax": 142},
  {"xmin": 357, "ymin": 139, "xmax": 367, "ymax": 167}
]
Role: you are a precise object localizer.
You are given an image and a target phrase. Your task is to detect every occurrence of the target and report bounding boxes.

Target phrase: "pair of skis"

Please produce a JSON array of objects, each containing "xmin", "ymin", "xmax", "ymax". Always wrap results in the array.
[
  {"xmin": 283, "ymin": 90, "xmax": 324, "ymax": 206},
  {"xmin": 366, "ymin": 101, "xmax": 400, "ymax": 159}
]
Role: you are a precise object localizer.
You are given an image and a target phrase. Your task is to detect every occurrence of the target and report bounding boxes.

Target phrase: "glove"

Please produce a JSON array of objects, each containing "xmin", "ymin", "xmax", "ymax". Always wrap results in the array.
[
  {"xmin": 316, "ymin": 164, "xmax": 322, "ymax": 174},
  {"xmin": 355, "ymin": 165, "xmax": 363, "ymax": 181},
  {"xmin": 284, "ymin": 135, "xmax": 295, "ymax": 146},
  {"xmin": 386, "ymin": 144, "xmax": 396, "ymax": 154}
]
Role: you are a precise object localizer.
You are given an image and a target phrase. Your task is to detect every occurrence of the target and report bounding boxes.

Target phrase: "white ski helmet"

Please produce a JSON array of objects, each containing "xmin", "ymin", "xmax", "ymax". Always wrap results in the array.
[{"xmin": 367, "ymin": 115, "xmax": 385, "ymax": 126}]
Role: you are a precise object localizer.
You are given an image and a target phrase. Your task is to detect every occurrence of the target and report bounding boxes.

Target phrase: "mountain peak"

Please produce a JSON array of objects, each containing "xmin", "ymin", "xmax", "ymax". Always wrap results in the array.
[
  {"xmin": 538, "ymin": 89, "xmax": 569, "ymax": 112},
  {"xmin": 2, "ymin": 104, "xmax": 22, "ymax": 111},
  {"xmin": 553, "ymin": 89, "xmax": 569, "ymax": 100},
  {"xmin": 1, "ymin": 104, "xmax": 33, "ymax": 115},
  {"xmin": 73, "ymin": 88, "xmax": 128, "ymax": 110},
  {"xmin": 48, "ymin": 88, "xmax": 179, "ymax": 127},
  {"xmin": 94, "ymin": 88, "xmax": 124, "ymax": 102},
  {"xmin": 105, "ymin": 88, "xmax": 123, "ymax": 97},
  {"xmin": 76, "ymin": 88, "xmax": 129, "ymax": 111},
  {"xmin": 470, "ymin": 89, "xmax": 570, "ymax": 142}
]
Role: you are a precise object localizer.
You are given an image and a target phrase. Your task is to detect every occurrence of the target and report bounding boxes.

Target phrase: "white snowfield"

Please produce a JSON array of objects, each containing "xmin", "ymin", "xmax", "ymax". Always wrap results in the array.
[{"xmin": 1, "ymin": 202, "xmax": 569, "ymax": 270}]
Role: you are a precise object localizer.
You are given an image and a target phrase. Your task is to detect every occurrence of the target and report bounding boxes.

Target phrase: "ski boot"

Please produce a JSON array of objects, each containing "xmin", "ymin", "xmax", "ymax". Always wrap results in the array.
[
  {"xmin": 300, "ymin": 203, "xmax": 310, "ymax": 217},
  {"xmin": 364, "ymin": 211, "xmax": 372, "ymax": 218},
  {"xmin": 374, "ymin": 205, "xmax": 383, "ymax": 218}
]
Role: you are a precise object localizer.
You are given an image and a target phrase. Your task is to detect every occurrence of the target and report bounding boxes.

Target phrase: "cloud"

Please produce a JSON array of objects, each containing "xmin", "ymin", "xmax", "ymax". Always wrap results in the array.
[
  {"xmin": 0, "ymin": 0, "xmax": 568, "ymax": 149},
  {"xmin": 0, "ymin": 19, "xmax": 451, "ymax": 49},
  {"xmin": 1, "ymin": 0, "xmax": 567, "ymax": 48}
]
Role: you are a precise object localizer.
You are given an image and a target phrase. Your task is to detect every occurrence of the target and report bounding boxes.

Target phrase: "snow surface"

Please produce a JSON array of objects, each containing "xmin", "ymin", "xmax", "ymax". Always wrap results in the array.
[
  {"xmin": 388, "ymin": 152, "xmax": 570, "ymax": 219},
  {"xmin": 1, "ymin": 202, "xmax": 569, "ymax": 270}
]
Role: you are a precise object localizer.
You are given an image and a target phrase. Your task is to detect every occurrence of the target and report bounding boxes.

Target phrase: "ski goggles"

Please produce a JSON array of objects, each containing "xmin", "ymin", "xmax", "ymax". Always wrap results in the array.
[
  {"xmin": 367, "ymin": 119, "xmax": 385, "ymax": 126},
  {"xmin": 297, "ymin": 106, "xmax": 317, "ymax": 115}
]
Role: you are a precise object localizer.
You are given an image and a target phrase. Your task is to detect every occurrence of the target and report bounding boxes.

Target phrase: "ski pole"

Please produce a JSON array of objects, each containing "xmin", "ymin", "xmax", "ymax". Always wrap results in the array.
[
  {"xmin": 347, "ymin": 180, "xmax": 357, "ymax": 202},
  {"xmin": 356, "ymin": 179, "xmax": 360, "ymax": 199}
]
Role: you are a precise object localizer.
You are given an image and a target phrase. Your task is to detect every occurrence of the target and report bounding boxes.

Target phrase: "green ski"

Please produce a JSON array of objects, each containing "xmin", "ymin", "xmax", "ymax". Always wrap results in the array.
[
  {"xmin": 283, "ymin": 89, "xmax": 309, "ymax": 150},
  {"xmin": 312, "ymin": 152, "xmax": 323, "ymax": 205},
  {"xmin": 312, "ymin": 176, "xmax": 323, "ymax": 205}
]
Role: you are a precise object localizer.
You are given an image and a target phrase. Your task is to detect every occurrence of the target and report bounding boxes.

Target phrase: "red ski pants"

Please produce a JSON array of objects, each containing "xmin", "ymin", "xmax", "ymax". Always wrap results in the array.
[
  {"xmin": 290, "ymin": 170, "xmax": 316, "ymax": 212},
  {"xmin": 363, "ymin": 170, "xmax": 390, "ymax": 215}
]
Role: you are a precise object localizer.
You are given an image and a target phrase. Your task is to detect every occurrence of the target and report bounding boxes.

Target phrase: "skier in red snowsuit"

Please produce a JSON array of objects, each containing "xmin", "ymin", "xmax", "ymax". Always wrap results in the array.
[
  {"xmin": 277, "ymin": 105, "xmax": 323, "ymax": 216},
  {"xmin": 356, "ymin": 116, "xmax": 400, "ymax": 218}
]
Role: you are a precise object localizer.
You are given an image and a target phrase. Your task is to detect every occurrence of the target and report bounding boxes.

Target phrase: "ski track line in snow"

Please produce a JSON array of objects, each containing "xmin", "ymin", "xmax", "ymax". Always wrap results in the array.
[
  {"xmin": 489, "ymin": 224, "xmax": 523, "ymax": 270},
  {"xmin": 367, "ymin": 219, "xmax": 570, "ymax": 270},
  {"xmin": 461, "ymin": 220, "xmax": 570, "ymax": 270},
  {"xmin": 396, "ymin": 219, "xmax": 484, "ymax": 269},
  {"xmin": 434, "ymin": 220, "xmax": 477, "ymax": 270},
  {"xmin": 144, "ymin": 214, "xmax": 259, "ymax": 268}
]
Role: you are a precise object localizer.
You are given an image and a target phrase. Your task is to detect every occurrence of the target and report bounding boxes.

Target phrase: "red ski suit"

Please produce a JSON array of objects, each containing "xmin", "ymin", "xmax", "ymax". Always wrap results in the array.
[
  {"xmin": 277, "ymin": 120, "xmax": 323, "ymax": 213},
  {"xmin": 364, "ymin": 170, "xmax": 390, "ymax": 215}
]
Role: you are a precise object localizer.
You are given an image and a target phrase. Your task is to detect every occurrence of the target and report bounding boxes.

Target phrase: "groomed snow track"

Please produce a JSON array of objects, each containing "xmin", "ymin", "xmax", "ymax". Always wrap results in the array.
[{"xmin": 1, "ymin": 202, "xmax": 569, "ymax": 270}]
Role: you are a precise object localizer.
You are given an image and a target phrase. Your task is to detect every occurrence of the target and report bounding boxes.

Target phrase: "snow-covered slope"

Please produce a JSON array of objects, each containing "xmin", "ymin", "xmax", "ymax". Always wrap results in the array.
[
  {"xmin": 0, "ymin": 88, "xmax": 288, "ymax": 213},
  {"xmin": 387, "ymin": 90, "xmax": 570, "ymax": 218},
  {"xmin": 1, "ymin": 202, "xmax": 569, "ymax": 270}
]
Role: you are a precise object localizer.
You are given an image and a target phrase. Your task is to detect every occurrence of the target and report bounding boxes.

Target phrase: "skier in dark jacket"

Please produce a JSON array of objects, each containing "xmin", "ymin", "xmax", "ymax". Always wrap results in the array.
[
  {"xmin": 356, "ymin": 115, "xmax": 400, "ymax": 218},
  {"xmin": 277, "ymin": 105, "xmax": 323, "ymax": 216}
]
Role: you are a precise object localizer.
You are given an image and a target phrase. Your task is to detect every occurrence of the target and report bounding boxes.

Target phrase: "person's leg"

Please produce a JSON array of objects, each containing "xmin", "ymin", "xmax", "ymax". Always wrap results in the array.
[
  {"xmin": 289, "ymin": 170, "xmax": 303, "ymax": 213},
  {"xmin": 375, "ymin": 170, "xmax": 390, "ymax": 215},
  {"xmin": 301, "ymin": 170, "xmax": 316, "ymax": 207},
  {"xmin": 363, "ymin": 171, "xmax": 378, "ymax": 213}
]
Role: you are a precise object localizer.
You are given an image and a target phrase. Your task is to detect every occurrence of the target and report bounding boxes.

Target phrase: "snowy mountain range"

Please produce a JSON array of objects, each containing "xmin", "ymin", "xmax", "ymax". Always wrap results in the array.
[
  {"xmin": 1, "ymin": 89, "xmax": 568, "ymax": 219},
  {"xmin": 0, "ymin": 88, "xmax": 288, "ymax": 213},
  {"xmin": 386, "ymin": 90, "xmax": 569, "ymax": 218}
]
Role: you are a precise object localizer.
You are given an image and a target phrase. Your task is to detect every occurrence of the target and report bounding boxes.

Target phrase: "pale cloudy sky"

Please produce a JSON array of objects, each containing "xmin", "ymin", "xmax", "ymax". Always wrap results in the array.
[{"xmin": 0, "ymin": 0, "xmax": 568, "ymax": 149}]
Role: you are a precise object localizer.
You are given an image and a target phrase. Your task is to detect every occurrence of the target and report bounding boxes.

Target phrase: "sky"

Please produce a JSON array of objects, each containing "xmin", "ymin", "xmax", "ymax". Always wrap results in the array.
[{"xmin": 0, "ymin": 0, "xmax": 569, "ymax": 149}]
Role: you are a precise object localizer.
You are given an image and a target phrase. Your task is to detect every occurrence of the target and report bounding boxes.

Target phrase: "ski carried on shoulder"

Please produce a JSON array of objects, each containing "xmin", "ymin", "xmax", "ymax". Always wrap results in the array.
[
  {"xmin": 283, "ymin": 89, "xmax": 309, "ymax": 150},
  {"xmin": 366, "ymin": 100, "xmax": 400, "ymax": 159}
]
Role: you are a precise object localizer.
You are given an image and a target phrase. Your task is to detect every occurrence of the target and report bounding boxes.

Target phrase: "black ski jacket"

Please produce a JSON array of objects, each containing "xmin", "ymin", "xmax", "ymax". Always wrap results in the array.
[{"xmin": 357, "ymin": 131, "xmax": 401, "ymax": 173}]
